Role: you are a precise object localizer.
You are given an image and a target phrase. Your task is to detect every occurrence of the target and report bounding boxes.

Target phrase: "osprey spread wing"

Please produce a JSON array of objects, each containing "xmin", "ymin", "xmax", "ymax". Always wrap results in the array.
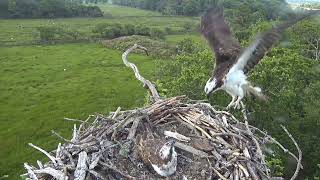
[{"xmin": 202, "ymin": 6, "xmax": 319, "ymax": 109}]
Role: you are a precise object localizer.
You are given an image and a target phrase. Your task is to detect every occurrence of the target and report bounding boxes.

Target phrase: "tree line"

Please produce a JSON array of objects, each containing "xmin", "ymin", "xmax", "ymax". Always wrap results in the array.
[
  {"xmin": 0, "ymin": 0, "xmax": 103, "ymax": 18},
  {"xmin": 112, "ymin": 0, "xmax": 294, "ymax": 19}
]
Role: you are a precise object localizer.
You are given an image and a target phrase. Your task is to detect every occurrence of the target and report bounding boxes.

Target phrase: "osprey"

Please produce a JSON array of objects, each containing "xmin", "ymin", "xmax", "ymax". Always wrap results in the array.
[{"xmin": 202, "ymin": 6, "xmax": 319, "ymax": 109}]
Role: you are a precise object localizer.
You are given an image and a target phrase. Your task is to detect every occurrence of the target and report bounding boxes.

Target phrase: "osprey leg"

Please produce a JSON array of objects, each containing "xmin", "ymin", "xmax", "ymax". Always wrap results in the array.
[{"xmin": 226, "ymin": 95, "xmax": 237, "ymax": 109}]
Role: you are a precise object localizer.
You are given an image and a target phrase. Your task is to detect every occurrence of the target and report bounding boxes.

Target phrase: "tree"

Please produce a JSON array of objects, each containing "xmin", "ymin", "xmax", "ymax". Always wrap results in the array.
[{"xmin": 289, "ymin": 19, "xmax": 320, "ymax": 61}]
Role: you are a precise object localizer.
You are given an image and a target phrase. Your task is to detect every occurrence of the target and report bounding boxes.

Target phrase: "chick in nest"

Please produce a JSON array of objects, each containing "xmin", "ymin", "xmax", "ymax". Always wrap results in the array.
[{"xmin": 136, "ymin": 133, "xmax": 177, "ymax": 177}]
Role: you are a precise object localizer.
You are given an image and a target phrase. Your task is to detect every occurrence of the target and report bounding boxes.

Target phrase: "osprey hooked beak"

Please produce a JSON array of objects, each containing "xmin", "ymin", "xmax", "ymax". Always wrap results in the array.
[{"xmin": 204, "ymin": 78, "xmax": 221, "ymax": 96}]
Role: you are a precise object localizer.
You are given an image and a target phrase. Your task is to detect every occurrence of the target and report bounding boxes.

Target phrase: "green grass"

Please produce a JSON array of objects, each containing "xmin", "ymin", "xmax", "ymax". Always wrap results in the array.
[
  {"xmin": 0, "ymin": 43, "xmax": 157, "ymax": 178},
  {"xmin": 97, "ymin": 3, "xmax": 162, "ymax": 17},
  {"xmin": 165, "ymin": 34, "xmax": 205, "ymax": 44}
]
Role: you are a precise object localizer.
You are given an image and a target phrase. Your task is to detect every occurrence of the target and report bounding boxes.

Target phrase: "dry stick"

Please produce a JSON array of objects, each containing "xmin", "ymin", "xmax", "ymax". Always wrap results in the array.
[
  {"xmin": 174, "ymin": 142, "xmax": 209, "ymax": 157},
  {"xmin": 242, "ymin": 110, "xmax": 267, "ymax": 169},
  {"xmin": 206, "ymin": 158, "xmax": 228, "ymax": 180},
  {"xmin": 71, "ymin": 124, "xmax": 78, "ymax": 142},
  {"xmin": 121, "ymin": 44, "xmax": 160, "ymax": 102},
  {"xmin": 64, "ymin": 117, "xmax": 87, "ymax": 123},
  {"xmin": 24, "ymin": 163, "xmax": 38, "ymax": 180},
  {"xmin": 51, "ymin": 130, "xmax": 73, "ymax": 143},
  {"xmin": 267, "ymin": 135, "xmax": 302, "ymax": 168},
  {"xmin": 127, "ymin": 118, "xmax": 141, "ymax": 140},
  {"xmin": 99, "ymin": 161, "xmax": 136, "ymax": 179},
  {"xmin": 74, "ymin": 151, "xmax": 88, "ymax": 180},
  {"xmin": 28, "ymin": 143, "xmax": 57, "ymax": 166},
  {"xmin": 112, "ymin": 107, "xmax": 121, "ymax": 119},
  {"xmin": 246, "ymin": 122, "xmax": 302, "ymax": 168},
  {"xmin": 280, "ymin": 125, "xmax": 302, "ymax": 180},
  {"xmin": 34, "ymin": 167, "xmax": 65, "ymax": 180}
]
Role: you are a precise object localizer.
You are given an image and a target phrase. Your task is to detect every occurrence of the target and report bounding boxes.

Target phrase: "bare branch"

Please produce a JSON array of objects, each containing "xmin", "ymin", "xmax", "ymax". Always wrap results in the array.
[
  {"xmin": 121, "ymin": 44, "xmax": 160, "ymax": 102},
  {"xmin": 280, "ymin": 125, "xmax": 302, "ymax": 180},
  {"xmin": 28, "ymin": 143, "xmax": 57, "ymax": 166}
]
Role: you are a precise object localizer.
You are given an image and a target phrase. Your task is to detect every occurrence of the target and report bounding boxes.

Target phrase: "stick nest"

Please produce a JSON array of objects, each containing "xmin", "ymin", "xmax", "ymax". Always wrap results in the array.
[{"xmin": 23, "ymin": 96, "xmax": 299, "ymax": 180}]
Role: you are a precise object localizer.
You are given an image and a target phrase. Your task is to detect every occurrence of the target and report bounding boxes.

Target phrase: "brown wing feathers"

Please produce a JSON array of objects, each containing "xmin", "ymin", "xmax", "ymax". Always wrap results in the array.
[
  {"xmin": 243, "ymin": 10, "xmax": 320, "ymax": 74},
  {"xmin": 200, "ymin": 6, "xmax": 241, "ymax": 65}
]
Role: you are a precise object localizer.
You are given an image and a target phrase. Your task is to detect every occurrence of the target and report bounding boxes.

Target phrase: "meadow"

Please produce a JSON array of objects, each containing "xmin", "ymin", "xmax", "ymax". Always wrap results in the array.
[
  {"xmin": 0, "ymin": 3, "xmax": 197, "ymax": 178},
  {"xmin": 0, "ymin": 43, "xmax": 159, "ymax": 178}
]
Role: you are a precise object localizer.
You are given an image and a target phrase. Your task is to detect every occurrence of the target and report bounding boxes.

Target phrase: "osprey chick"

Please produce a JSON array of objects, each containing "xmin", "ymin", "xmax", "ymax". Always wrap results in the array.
[{"xmin": 202, "ymin": 7, "xmax": 319, "ymax": 109}]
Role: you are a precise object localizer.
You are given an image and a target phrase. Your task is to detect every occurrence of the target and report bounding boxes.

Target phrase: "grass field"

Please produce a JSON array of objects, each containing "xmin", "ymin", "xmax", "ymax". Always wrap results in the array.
[
  {"xmin": 97, "ymin": 3, "xmax": 162, "ymax": 17},
  {"xmin": 0, "ymin": 43, "xmax": 157, "ymax": 178},
  {"xmin": 165, "ymin": 33, "xmax": 205, "ymax": 44}
]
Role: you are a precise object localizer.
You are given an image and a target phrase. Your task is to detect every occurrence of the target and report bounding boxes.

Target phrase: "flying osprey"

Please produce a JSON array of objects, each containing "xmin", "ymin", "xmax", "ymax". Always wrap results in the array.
[{"xmin": 202, "ymin": 7, "xmax": 319, "ymax": 109}]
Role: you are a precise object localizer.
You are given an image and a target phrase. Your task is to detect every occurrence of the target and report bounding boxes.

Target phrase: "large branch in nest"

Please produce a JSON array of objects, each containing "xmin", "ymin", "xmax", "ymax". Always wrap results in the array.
[{"xmin": 122, "ymin": 44, "xmax": 160, "ymax": 102}]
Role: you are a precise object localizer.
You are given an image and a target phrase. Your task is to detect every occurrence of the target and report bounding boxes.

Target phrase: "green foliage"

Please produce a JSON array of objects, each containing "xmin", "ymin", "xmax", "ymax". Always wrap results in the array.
[
  {"xmin": 156, "ymin": 38, "xmax": 212, "ymax": 99},
  {"xmin": 37, "ymin": 26, "xmax": 83, "ymax": 42},
  {"xmin": 150, "ymin": 28, "xmax": 165, "ymax": 39},
  {"xmin": 92, "ymin": 23, "xmax": 168, "ymax": 39},
  {"xmin": 135, "ymin": 25, "xmax": 151, "ymax": 36},
  {"xmin": 176, "ymin": 37, "xmax": 202, "ymax": 54},
  {"xmin": 37, "ymin": 26, "xmax": 59, "ymax": 41},
  {"xmin": 156, "ymin": 37, "xmax": 320, "ymax": 178},
  {"xmin": 113, "ymin": 0, "xmax": 293, "ymax": 19},
  {"xmin": 267, "ymin": 157, "xmax": 285, "ymax": 176},
  {"xmin": 287, "ymin": 19, "xmax": 320, "ymax": 61}
]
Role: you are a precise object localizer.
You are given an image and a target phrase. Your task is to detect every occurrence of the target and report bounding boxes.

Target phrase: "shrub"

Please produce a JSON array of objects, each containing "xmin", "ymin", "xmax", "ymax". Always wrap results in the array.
[
  {"xmin": 37, "ymin": 26, "xmax": 82, "ymax": 42},
  {"xmin": 135, "ymin": 25, "xmax": 150, "ymax": 36},
  {"xmin": 123, "ymin": 24, "xmax": 135, "ymax": 36},
  {"xmin": 37, "ymin": 26, "xmax": 62, "ymax": 41},
  {"xmin": 183, "ymin": 22, "xmax": 194, "ymax": 32},
  {"xmin": 150, "ymin": 28, "xmax": 166, "ymax": 39},
  {"xmin": 165, "ymin": 27, "xmax": 173, "ymax": 34},
  {"xmin": 176, "ymin": 38, "xmax": 201, "ymax": 54}
]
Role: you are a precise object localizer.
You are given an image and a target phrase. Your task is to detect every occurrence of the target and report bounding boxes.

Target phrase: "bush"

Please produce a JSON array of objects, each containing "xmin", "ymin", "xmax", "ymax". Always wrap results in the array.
[
  {"xmin": 37, "ymin": 26, "xmax": 62, "ymax": 41},
  {"xmin": 37, "ymin": 26, "xmax": 82, "ymax": 42},
  {"xmin": 135, "ymin": 25, "xmax": 150, "ymax": 36},
  {"xmin": 150, "ymin": 28, "xmax": 166, "ymax": 39},
  {"xmin": 183, "ymin": 22, "xmax": 194, "ymax": 32},
  {"xmin": 123, "ymin": 24, "xmax": 136, "ymax": 36},
  {"xmin": 176, "ymin": 38, "xmax": 201, "ymax": 54},
  {"xmin": 93, "ymin": 23, "xmax": 166, "ymax": 39},
  {"xmin": 165, "ymin": 27, "xmax": 173, "ymax": 34}
]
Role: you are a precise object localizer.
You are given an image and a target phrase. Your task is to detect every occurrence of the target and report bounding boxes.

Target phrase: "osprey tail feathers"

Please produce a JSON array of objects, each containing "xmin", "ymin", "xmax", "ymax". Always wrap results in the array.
[{"xmin": 245, "ymin": 85, "xmax": 268, "ymax": 102}]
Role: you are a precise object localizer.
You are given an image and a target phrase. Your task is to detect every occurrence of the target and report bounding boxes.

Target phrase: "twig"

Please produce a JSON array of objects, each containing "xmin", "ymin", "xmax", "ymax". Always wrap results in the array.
[
  {"xmin": 174, "ymin": 142, "xmax": 209, "ymax": 157},
  {"xmin": 99, "ymin": 161, "xmax": 136, "ymax": 179},
  {"xmin": 28, "ymin": 143, "xmax": 57, "ymax": 166},
  {"xmin": 51, "ymin": 130, "xmax": 73, "ymax": 143},
  {"xmin": 164, "ymin": 131, "xmax": 191, "ymax": 142},
  {"xmin": 280, "ymin": 125, "xmax": 302, "ymax": 180},
  {"xmin": 24, "ymin": 163, "xmax": 38, "ymax": 180},
  {"xmin": 34, "ymin": 167, "xmax": 65, "ymax": 180},
  {"xmin": 112, "ymin": 107, "xmax": 121, "ymax": 119},
  {"xmin": 64, "ymin": 118, "xmax": 87, "ymax": 123}
]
